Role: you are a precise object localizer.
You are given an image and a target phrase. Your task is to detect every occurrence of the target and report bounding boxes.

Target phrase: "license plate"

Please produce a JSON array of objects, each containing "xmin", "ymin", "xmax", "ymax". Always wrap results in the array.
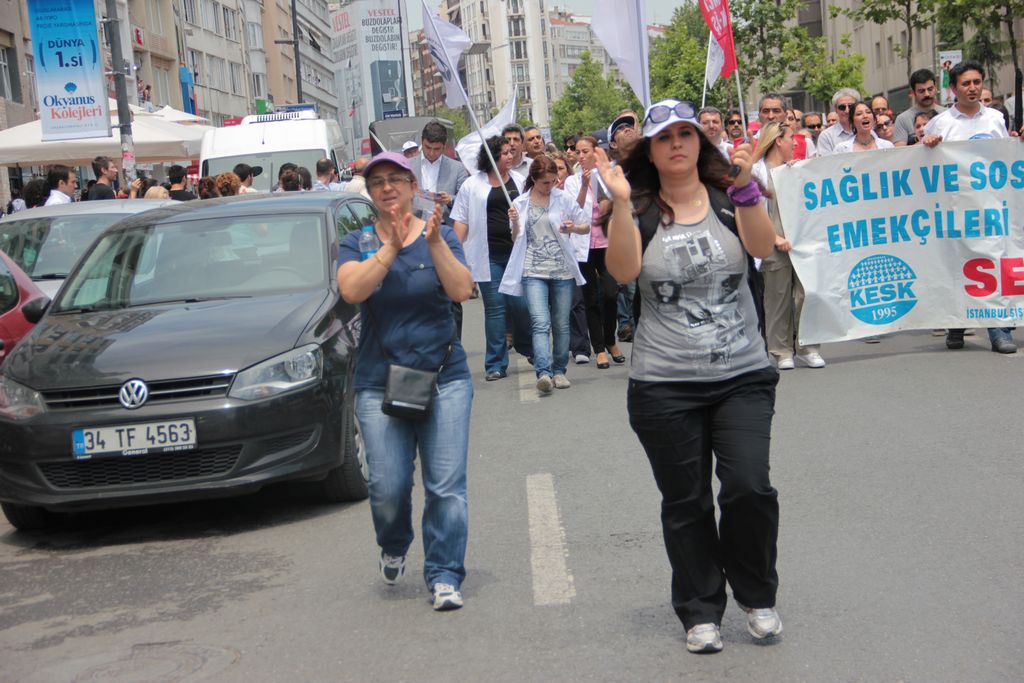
[{"xmin": 72, "ymin": 419, "xmax": 197, "ymax": 459}]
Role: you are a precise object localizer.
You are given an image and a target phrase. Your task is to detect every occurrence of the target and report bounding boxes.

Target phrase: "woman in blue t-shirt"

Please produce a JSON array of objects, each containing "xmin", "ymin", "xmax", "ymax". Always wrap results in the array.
[{"xmin": 336, "ymin": 151, "xmax": 475, "ymax": 612}]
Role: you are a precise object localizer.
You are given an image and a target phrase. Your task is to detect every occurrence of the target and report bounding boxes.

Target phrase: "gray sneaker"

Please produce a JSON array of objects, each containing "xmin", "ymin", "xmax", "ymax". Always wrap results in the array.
[
  {"xmin": 686, "ymin": 623, "xmax": 723, "ymax": 653},
  {"xmin": 553, "ymin": 374, "xmax": 571, "ymax": 389},
  {"xmin": 536, "ymin": 375, "xmax": 553, "ymax": 394},
  {"xmin": 740, "ymin": 605, "xmax": 783, "ymax": 639},
  {"xmin": 430, "ymin": 583, "xmax": 464, "ymax": 611}
]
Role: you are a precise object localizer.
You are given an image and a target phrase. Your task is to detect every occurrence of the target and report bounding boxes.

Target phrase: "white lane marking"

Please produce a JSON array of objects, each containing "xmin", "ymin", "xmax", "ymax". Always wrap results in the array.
[
  {"xmin": 526, "ymin": 473, "xmax": 576, "ymax": 606},
  {"xmin": 517, "ymin": 356, "xmax": 538, "ymax": 403}
]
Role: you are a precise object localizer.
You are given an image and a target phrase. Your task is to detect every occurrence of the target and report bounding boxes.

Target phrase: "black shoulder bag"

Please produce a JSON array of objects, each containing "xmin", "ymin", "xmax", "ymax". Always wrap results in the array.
[{"xmin": 363, "ymin": 303, "xmax": 455, "ymax": 421}]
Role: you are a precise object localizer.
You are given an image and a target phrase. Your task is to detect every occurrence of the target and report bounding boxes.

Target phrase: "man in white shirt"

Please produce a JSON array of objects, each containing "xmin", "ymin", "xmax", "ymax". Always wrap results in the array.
[
  {"xmin": 816, "ymin": 88, "xmax": 862, "ymax": 156},
  {"xmin": 523, "ymin": 126, "xmax": 546, "ymax": 162},
  {"xmin": 410, "ymin": 121, "xmax": 468, "ymax": 224},
  {"xmin": 699, "ymin": 106, "xmax": 733, "ymax": 160},
  {"xmin": 44, "ymin": 165, "xmax": 76, "ymax": 205},
  {"xmin": 922, "ymin": 60, "xmax": 1020, "ymax": 354},
  {"xmin": 893, "ymin": 69, "xmax": 945, "ymax": 146},
  {"xmin": 503, "ymin": 124, "xmax": 530, "ymax": 176}
]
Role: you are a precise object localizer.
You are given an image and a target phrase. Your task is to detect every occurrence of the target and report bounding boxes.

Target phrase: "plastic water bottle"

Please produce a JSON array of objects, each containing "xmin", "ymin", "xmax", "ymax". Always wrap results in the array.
[{"xmin": 359, "ymin": 225, "xmax": 381, "ymax": 261}]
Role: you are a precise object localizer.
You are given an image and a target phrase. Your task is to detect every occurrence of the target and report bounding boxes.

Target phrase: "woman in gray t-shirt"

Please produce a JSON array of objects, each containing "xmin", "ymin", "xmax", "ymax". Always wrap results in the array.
[{"xmin": 596, "ymin": 99, "xmax": 783, "ymax": 654}]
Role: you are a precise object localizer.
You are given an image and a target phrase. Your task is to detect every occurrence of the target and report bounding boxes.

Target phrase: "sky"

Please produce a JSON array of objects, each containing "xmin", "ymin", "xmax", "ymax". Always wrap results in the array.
[{"xmin": 405, "ymin": 0, "xmax": 688, "ymax": 31}]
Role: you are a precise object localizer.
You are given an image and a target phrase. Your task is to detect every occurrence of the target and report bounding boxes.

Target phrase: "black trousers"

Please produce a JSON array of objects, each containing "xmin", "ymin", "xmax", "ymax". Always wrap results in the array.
[
  {"xmin": 627, "ymin": 367, "xmax": 780, "ymax": 630},
  {"xmin": 569, "ymin": 284, "xmax": 590, "ymax": 357},
  {"xmin": 581, "ymin": 248, "xmax": 618, "ymax": 353}
]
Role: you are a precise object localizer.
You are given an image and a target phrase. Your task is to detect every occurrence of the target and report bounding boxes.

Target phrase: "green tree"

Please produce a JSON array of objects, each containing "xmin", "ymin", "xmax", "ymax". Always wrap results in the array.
[
  {"xmin": 835, "ymin": 0, "xmax": 940, "ymax": 84},
  {"xmin": 649, "ymin": 4, "xmax": 731, "ymax": 106},
  {"xmin": 431, "ymin": 104, "xmax": 470, "ymax": 142},
  {"xmin": 786, "ymin": 33, "xmax": 867, "ymax": 103},
  {"xmin": 946, "ymin": 0, "xmax": 1024, "ymax": 85},
  {"xmin": 732, "ymin": 0, "xmax": 810, "ymax": 94},
  {"xmin": 549, "ymin": 51, "xmax": 635, "ymax": 144}
]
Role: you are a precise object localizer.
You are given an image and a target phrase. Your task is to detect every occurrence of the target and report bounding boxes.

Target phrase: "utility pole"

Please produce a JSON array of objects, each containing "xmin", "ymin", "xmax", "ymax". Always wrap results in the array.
[
  {"xmin": 274, "ymin": 0, "xmax": 304, "ymax": 103},
  {"xmin": 104, "ymin": 0, "xmax": 135, "ymax": 181}
]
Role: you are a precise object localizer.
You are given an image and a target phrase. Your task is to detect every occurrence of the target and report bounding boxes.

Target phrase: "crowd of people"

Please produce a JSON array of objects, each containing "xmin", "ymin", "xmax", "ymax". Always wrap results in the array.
[{"xmin": 4, "ymin": 60, "xmax": 1021, "ymax": 646}]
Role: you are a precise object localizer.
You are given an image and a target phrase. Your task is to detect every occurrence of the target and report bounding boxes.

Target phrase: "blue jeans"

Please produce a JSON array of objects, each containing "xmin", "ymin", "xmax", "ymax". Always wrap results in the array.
[
  {"xmin": 477, "ymin": 256, "xmax": 532, "ymax": 374},
  {"xmin": 355, "ymin": 377, "xmax": 473, "ymax": 589},
  {"xmin": 617, "ymin": 281, "xmax": 636, "ymax": 330},
  {"xmin": 523, "ymin": 277, "xmax": 574, "ymax": 377},
  {"xmin": 988, "ymin": 327, "xmax": 1013, "ymax": 344}
]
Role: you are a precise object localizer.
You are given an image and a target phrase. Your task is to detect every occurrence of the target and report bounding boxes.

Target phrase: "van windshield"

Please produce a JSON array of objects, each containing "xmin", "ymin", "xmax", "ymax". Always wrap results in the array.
[{"xmin": 203, "ymin": 150, "xmax": 325, "ymax": 193}]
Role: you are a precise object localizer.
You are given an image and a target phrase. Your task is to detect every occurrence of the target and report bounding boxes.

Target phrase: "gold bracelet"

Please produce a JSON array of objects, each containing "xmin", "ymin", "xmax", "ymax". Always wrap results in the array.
[{"xmin": 372, "ymin": 252, "xmax": 390, "ymax": 269}]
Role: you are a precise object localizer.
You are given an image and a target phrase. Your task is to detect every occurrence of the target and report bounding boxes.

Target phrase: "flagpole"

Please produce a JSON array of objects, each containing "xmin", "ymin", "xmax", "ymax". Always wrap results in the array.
[
  {"xmin": 634, "ymin": 0, "xmax": 651, "ymax": 107},
  {"xmin": 701, "ymin": 30, "xmax": 712, "ymax": 108},
  {"xmin": 422, "ymin": 4, "xmax": 514, "ymax": 208},
  {"xmin": 733, "ymin": 67, "xmax": 748, "ymax": 143}
]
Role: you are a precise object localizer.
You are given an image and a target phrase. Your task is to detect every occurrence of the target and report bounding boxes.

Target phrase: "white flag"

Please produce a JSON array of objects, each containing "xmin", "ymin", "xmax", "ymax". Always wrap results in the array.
[
  {"xmin": 705, "ymin": 33, "xmax": 725, "ymax": 89},
  {"xmin": 421, "ymin": 1, "xmax": 473, "ymax": 108},
  {"xmin": 591, "ymin": 0, "xmax": 651, "ymax": 108},
  {"xmin": 455, "ymin": 93, "xmax": 517, "ymax": 176}
]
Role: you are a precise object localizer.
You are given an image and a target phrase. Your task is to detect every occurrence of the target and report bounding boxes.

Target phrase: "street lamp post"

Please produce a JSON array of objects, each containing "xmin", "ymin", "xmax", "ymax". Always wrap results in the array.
[{"xmin": 103, "ymin": 0, "xmax": 135, "ymax": 182}]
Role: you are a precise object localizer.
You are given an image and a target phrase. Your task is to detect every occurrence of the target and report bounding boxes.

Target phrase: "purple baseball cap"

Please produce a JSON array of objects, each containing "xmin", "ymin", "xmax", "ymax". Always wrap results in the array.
[{"xmin": 362, "ymin": 151, "xmax": 413, "ymax": 177}]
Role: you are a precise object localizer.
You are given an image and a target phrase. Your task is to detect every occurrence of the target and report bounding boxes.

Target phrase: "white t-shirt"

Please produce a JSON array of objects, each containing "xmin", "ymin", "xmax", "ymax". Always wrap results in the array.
[
  {"xmin": 420, "ymin": 154, "xmax": 442, "ymax": 193},
  {"xmin": 923, "ymin": 106, "xmax": 1008, "ymax": 141},
  {"xmin": 833, "ymin": 137, "xmax": 896, "ymax": 154}
]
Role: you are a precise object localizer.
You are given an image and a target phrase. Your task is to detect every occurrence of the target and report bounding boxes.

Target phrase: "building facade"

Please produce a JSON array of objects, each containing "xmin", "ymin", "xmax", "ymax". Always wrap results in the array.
[{"xmin": 179, "ymin": 0, "xmax": 253, "ymax": 124}]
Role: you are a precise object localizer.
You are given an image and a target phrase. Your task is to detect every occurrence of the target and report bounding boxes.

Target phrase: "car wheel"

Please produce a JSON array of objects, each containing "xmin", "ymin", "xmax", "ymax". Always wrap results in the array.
[
  {"xmin": 321, "ymin": 400, "xmax": 369, "ymax": 502},
  {"xmin": 1, "ymin": 502, "xmax": 62, "ymax": 531}
]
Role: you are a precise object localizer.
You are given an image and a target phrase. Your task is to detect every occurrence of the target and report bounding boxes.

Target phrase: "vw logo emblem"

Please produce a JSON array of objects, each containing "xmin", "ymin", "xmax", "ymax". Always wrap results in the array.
[{"xmin": 119, "ymin": 379, "xmax": 149, "ymax": 409}]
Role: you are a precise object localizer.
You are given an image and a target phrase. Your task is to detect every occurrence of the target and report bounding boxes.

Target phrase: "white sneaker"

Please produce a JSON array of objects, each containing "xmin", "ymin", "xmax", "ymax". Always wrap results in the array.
[
  {"xmin": 430, "ymin": 583, "xmax": 464, "ymax": 611},
  {"xmin": 574, "ymin": 353, "xmax": 590, "ymax": 365},
  {"xmin": 796, "ymin": 351, "xmax": 825, "ymax": 368},
  {"xmin": 553, "ymin": 374, "xmax": 571, "ymax": 389},
  {"xmin": 739, "ymin": 605, "xmax": 783, "ymax": 639},
  {"xmin": 686, "ymin": 623, "xmax": 723, "ymax": 653},
  {"xmin": 536, "ymin": 375, "xmax": 553, "ymax": 394},
  {"xmin": 379, "ymin": 551, "xmax": 406, "ymax": 585},
  {"xmin": 776, "ymin": 357, "xmax": 795, "ymax": 370}
]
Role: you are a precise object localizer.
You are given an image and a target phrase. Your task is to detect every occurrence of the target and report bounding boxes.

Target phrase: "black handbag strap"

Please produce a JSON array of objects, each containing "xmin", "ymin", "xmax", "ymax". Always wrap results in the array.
[{"xmin": 362, "ymin": 299, "xmax": 455, "ymax": 373}]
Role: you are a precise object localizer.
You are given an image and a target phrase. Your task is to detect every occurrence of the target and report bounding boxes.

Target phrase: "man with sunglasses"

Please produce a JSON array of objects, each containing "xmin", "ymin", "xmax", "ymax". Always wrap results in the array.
[
  {"xmin": 802, "ymin": 113, "xmax": 824, "ymax": 142},
  {"xmin": 725, "ymin": 111, "xmax": 745, "ymax": 142},
  {"xmin": 816, "ymin": 87, "xmax": 862, "ymax": 156},
  {"xmin": 893, "ymin": 68, "xmax": 945, "ymax": 146}
]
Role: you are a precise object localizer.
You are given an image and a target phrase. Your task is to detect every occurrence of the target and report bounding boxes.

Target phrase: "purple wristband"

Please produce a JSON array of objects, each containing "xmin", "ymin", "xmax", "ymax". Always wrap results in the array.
[{"xmin": 727, "ymin": 181, "xmax": 763, "ymax": 207}]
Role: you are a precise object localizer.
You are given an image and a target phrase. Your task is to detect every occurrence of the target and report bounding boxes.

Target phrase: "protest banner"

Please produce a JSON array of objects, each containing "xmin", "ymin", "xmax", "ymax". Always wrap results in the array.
[
  {"xmin": 28, "ymin": 0, "xmax": 111, "ymax": 140},
  {"xmin": 771, "ymin": 139, "xmax": 1024, "ymax": 345}
]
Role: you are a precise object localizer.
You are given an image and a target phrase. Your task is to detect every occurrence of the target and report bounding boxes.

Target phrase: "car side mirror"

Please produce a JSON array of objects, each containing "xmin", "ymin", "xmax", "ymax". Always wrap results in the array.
[{"xmin": 21, "ymin": 296, "xmax": 51, "ymax": 324}]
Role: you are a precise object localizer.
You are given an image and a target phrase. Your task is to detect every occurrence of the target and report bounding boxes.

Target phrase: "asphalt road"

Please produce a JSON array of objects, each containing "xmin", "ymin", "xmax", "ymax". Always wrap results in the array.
[{"xmin": 1, "ymin": 300, "xmax": 1022, "ymax": 682}]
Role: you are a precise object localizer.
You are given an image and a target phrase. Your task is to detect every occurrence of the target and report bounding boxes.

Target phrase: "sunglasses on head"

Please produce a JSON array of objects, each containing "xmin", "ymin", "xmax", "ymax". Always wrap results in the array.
[{"xmin": 644, "ymin": 101, "xmax": 697, "ymax": 125}]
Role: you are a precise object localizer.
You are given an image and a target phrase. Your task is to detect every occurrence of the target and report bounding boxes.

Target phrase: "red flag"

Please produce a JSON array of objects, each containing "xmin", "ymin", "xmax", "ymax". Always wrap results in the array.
[{"xmin": 697, "ymin": 0, "xmax": 737, "ymax": 78}]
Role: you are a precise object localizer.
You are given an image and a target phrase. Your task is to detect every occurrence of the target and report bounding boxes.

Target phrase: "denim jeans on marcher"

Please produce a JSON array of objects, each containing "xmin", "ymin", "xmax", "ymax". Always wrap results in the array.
[
  {"xmin": 988, "ymin": 327, "xmax": 1013, "ymax": 344},
  {"xmin": 523, "ymin": 276, "xmax": 574, "ymax": 378},
  {"xmin": 355, "ymin": 378, "xmax": 473, "ymax": 589},
  {"xmin": 478, "ymin": 256, "xmax": 532, "ymax": 374}
]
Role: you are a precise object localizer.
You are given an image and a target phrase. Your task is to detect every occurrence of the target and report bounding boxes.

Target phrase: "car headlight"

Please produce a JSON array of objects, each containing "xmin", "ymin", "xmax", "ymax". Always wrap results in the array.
[
  {"xmin": 228, "ymin": 345, "xmax": 323, "ymax": 400},
  {"xmin": 0, "ymin": 374, "xmax": 46, "ymax": 420}
]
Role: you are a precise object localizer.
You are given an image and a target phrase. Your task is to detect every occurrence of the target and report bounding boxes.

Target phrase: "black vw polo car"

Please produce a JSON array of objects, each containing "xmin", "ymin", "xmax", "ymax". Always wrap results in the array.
[{"xmin": 0, "ymin": 193, "xmax": 377, "ymax": 530}]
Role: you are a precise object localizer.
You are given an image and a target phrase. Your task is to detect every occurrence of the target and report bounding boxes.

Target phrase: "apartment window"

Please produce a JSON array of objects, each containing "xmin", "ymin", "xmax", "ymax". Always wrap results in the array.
[
  {"xmin": 0, "ymin": 48, "xmax": 12, "ymax": 101},
  {"xmin": 482, "ymin": 23, "xmax": 488, "ymax": 39},
  {"xmin": 224, "ymin": 8, "xmax": 238, "ymax": 41},
  {"xmin": 153, "ymin": 66, "xmax": 170, "ymax": 106},
  {"xmin": 517, "ymin": 85, "xmax": 530, "ymax": 102},
  {"xmin": 208, "ymin": 56, "xmax": 227, "ymax": 91},
  {"xmin": 202, "ymin": 0, "xmax": 222, "ymax": 34},
  {"xmin": 900, "ymin": 30, "xmax": 907, "ymax": 51},
  {"xmin": 915, "ymin": 26, "xmax": 922, "ymax": 51},
  {"xmin": 187, "ymin": 49, "xmax": 203, "ymax": 84},
  {"xmin": 887, "ymin": 37, "xmax": 894, "ymax": 64},
  {"xmin": 229, "ymin": 61, "xmax": 244, "ymax": 94},
  {"xmin": 512, "ymin": 40, "xmax": 526, "ymax": 60},
  {"xmin": 147, "ymin": 0, "xmax": 164, "ymax": 34},
  {"xmin": 183, "ymin": 0, "xmax": 199, "ymax": 25},
  {"xmin": 252, "ymin": 72, "xmax": 267, "ymax": 98},
  {"xmin": 24, "ymin": 54, "xmax": 36, "ymax": 105},
  {"xmin": 247, "ymin": 22, "xmax": 263, "ymax": 49},
  {"xmin": 874, "ymin": 42, "xmax": 880, "ymax": 67}
]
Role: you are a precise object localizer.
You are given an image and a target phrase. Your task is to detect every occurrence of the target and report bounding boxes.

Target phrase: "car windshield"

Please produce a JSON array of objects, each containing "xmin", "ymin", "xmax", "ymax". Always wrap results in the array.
[
  {"xmin": 203, "ymin": 150, "xmax": 325, "ymax": 193},
  {"xmin": 0, "ymin": 214, "xmax": 124, "ymax": 278},
  {"xmin": 53, "ymin": 213, "xmax": 328, "ymax": 313}
]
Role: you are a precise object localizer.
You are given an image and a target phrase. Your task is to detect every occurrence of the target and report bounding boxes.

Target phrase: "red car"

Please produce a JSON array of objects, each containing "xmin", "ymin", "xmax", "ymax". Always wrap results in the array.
[{"xmin": 0, "ymin": 250, "xmax": 46, "ymax": 365}]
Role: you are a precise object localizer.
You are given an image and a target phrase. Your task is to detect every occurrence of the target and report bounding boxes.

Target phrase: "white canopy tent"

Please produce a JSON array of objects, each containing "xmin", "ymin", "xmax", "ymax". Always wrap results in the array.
[{"xmin": 0, "ymin": 101, "xmax": 212, "ymax": 166}]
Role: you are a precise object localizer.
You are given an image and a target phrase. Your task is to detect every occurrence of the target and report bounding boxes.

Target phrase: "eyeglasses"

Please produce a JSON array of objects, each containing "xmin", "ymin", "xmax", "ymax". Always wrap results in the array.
[
  {"xmin": 836, "ymin": 103, "xmax": 852, "ymax": 111},
  {"xmin": 366, "ymin": 173, "xmax": 414, "ymax": 190},
  {"xmin": 644, "ymin": 101, "xmax": 696, "ymax": 126},
  {"xmin": 726, "ymin": 119, "xmax": 742, "ymax": 126},
  {"xmin": 565, "ymin": 145, "xmax": 576, "ymax": 152},
  {"xmin": 875, "ymin": 121, "xmax": 893, "ymax": 130},
  {"xmin": 807, "ymin": 123, "xmax": 823, "ymax": 129}
]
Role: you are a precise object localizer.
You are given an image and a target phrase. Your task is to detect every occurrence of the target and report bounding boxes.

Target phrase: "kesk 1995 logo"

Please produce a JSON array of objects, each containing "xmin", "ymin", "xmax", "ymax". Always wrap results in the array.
[{"xmin": 847, "ymin": 254, "xmax": 917, "ymax": 325}]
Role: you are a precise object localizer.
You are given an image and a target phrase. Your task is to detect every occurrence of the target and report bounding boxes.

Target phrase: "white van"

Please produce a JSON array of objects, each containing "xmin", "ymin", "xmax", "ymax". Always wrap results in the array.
[{"xmin": 200, "ymin": 109, "xmax": 345, "ymax": 192}]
